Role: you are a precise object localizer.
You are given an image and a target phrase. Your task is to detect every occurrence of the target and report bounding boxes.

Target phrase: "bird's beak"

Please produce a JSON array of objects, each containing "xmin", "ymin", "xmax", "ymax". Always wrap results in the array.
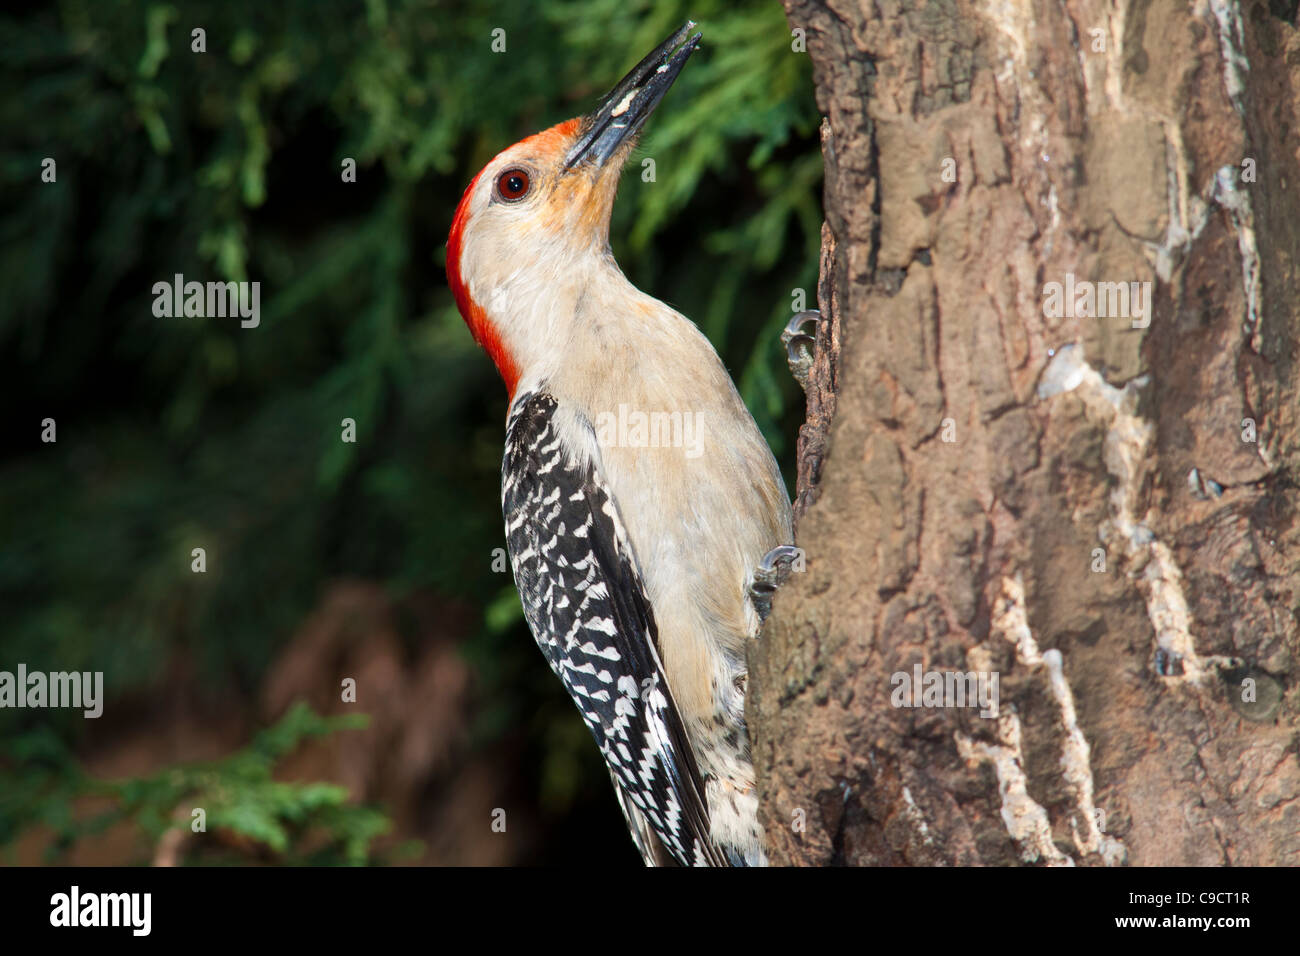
[{"xmin": 562, "ymin": 21, "xmax": 702, "ymax": 171}]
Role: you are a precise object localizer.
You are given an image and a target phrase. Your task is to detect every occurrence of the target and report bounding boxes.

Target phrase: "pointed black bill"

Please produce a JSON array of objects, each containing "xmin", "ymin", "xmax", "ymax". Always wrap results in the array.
[{"xmin": 563, "ymin": 22, "xmax": 701, "ymax": 170}]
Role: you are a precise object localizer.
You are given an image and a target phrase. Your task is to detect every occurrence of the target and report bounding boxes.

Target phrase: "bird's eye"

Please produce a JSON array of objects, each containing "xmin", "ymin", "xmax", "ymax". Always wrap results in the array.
[{"xmin": 496, "ymin": 168, "xmax": 531, "ymax": 202}]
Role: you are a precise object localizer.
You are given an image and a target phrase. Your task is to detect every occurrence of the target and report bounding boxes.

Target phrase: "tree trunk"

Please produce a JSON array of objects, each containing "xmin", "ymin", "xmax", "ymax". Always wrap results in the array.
[{"xmin": 751, "ymin": 0, "xmax": 1300, "ymax": 866}]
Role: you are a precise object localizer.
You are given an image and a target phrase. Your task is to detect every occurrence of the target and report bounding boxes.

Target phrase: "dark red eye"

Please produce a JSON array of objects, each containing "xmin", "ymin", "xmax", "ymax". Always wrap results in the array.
[{"xmin": 496, "ymin": 168, "xmax": 531, "ymax": 201}]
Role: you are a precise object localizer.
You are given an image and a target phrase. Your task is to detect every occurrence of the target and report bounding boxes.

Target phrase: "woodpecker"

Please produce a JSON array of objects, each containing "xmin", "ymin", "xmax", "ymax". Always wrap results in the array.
[{"xmin": 447, "ymin": 22, "xmax": 796, "ymax": 866}]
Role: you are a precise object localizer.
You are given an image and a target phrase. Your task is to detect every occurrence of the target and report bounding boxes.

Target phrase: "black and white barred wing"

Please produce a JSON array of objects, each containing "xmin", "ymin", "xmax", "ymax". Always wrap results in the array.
[{"xmin": 502, "ymin": 391, "xmax": 723, "ymax": 867}]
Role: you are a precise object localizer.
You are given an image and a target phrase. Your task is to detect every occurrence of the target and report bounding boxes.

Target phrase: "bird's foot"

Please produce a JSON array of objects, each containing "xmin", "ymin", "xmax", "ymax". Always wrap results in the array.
[
  {"xmin": 749, "ymin": 545, "xmax": 804, "ymax": 623},
  {"xmin": 781, "ymin": 310, "xmax": 820, "ymax": 392}
]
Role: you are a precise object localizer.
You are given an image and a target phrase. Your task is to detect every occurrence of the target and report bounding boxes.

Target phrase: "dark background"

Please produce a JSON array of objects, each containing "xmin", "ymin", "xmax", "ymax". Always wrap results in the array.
[{"xmin": 0, "ymin": 0, "xmax": 819, "ymax": 864}]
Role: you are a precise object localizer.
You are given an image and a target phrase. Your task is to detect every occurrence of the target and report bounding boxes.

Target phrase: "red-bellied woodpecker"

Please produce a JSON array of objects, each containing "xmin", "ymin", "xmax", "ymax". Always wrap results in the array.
[{"xmin": 446, "ymin": 22, "xmax": 796, "ymax": 866}]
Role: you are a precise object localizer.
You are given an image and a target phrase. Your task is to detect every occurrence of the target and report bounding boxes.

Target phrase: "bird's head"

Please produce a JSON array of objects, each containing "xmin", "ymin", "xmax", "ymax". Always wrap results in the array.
[{"xmin": 447, "ymin": 22, "xmax": 701, "ymax": 398}]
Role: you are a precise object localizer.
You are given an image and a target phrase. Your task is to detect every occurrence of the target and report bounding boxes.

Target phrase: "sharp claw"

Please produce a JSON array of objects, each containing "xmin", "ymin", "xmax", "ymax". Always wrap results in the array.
[
  {"xmin": 749, "ymin": 545, "xmax": 804, "ymax": 624},
  {"xmin": 756, "ymin": 544, "xmax": 803, "ymax": 577},
  {"xmin": 781, "ymin": 310, "xmax": 820, "ymax": 392},
  {"xmin": 782, "ymin": 310, "xmax": 820, "ymax": 336},
  {"xmin": 781, "ymin": 310, "xmax": 819, "ymax": 360}
]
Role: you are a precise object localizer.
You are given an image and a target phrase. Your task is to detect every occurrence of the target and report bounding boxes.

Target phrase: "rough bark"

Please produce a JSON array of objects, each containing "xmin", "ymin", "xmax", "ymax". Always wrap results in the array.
[{"xmin": 751, "ymin": 0, "xmax": 1300, "ymax": 866}]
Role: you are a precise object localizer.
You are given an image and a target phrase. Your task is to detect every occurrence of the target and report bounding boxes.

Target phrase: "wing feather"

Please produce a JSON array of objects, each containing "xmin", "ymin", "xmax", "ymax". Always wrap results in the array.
[{"xmin": 502, "ymin": 390, "xmax": 723, "ymax": 866}]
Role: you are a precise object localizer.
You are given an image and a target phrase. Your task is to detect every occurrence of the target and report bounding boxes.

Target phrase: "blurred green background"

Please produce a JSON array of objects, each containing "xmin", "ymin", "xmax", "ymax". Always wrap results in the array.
[{"xmin": 0, "ymin": 0, "xmax": 819, "ymax": 864}]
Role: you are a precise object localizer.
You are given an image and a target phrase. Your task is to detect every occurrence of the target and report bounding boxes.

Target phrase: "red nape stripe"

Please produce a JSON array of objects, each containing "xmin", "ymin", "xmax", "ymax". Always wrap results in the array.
[
  {"xmin": 445, "ymin": 119, "xmax": 583, "ymax": 402},
  {"xmin": 446, "ymin": 168, "xmax": 521, "ymax": 400}
]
